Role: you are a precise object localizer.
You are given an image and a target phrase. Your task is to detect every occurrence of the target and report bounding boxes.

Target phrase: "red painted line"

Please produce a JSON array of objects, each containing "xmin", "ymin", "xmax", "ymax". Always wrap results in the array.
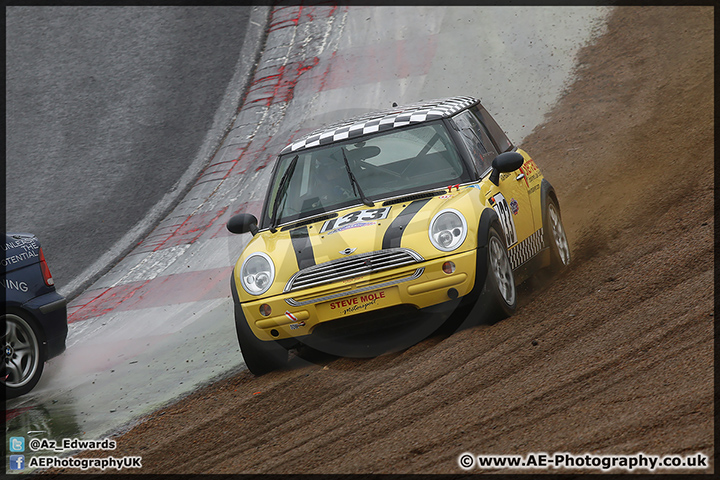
[
  {"xmin": 111, "ymin": 198, "xmax": 260, "ymax": 259},
  {"xmin": 69, "ymin": 286, "xmax": 112, "ymax": 312},
  {"xmin": 132, "ymin": 208, "xmax": 230, "ymax": 255},
  {"xmin": 250, "ymin": 72, "xmax": 283, "ymax": 86},
  {"xmin": 162, "ymin": 208, "xmax": 229, "ymax": 249},
  {"xmin": 199, "ymin": 165, "xmax": 235, "ymax": 179},
  {"xmin": 231, "ymin": 4, "xmax": 349, "ymax": 135},
  {"xmin": 68, "ymin": 279, "xmax": 152, "ymax": 323},
  {"xmin": 229, "ymin": 140, "xmax": 276, "ymax": 176},
  {"xmin": 5, "ymin": 406, "xmax": 33, "ymax": 422},
  {"xmin": 192, "ymin": 177, "xmax": 228, "ymax": 188},
  {"xmin": 193, "ymin": 175, "xmax": 227, "ymax": 186},
  {"xmin": 268, "ymin": 5, "xmax": 302, "ymax": 31},
  {"xmin": 68, "ymin": 266, "xmax": 233, "ymax": 323}
]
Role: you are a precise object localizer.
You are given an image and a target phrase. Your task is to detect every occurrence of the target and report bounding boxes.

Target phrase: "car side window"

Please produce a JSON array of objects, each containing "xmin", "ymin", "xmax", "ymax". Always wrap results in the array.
[
  {"xmin": 452, "ymin": 110, "xmax": 497, "ymax": 176},
  {"xmin": 473, "ymin": 105, "xmax": 513, "ymax": 153}
]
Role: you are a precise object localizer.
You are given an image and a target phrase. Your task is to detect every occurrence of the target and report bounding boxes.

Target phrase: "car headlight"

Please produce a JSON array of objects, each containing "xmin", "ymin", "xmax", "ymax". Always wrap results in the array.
[
  {"xmin": 429, "ymin": 209, "xmax": 468, "ymax": 252},
  {"xmin": 240, "ymin": 252, "xmax": 275, "ymax": 295}
]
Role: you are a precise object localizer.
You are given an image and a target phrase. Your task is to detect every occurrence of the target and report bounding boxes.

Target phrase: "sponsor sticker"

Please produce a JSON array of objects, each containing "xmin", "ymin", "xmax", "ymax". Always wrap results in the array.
[
  {"xmin": 321, "ymin": 207, "xmax": 391, "ymax": 233},
  {"xmin": 285, "ymin": 311, "xmax": 305, "ymax": 329},
  {"xmin": 1, "ymin": 279, "xmax": 29, "ymax": 292},
  {"xmin": 519, "ymin": 158, "xmax": 541, "ymax": 186},
  {"xmin": 327, "ymin": 221, "xmax": 377, "ymax": 235},
  {"xmin": 329, "ymin": 290, "xmax": 387, "ymax": 316},
  {"xmin": 491, "ymin": 192, "xmax": 518, "ymax": 247}
]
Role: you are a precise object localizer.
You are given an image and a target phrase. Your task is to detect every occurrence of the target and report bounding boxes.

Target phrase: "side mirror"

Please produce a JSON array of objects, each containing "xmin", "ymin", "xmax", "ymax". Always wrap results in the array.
[
  {"xmin": 227, "ymin": 213, "xmax": 259, "ymax": 236},
  {"xmin": 489, "ymin": 152, "xmax": 525, "ymax": 185}
]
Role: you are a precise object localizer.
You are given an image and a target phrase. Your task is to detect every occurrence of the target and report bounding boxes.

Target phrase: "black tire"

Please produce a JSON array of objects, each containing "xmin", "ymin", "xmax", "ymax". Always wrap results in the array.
[
  {"xmin": 544, "ymin": 199, "xmax": 571, "ymax": 272},
  {"xmin": 234, "ymin": 302, "xmax": 288, "ymax": 376},
  {"xmin": 478, "ymin": 226, "xmax": 517, "ymax": 323},
  {"xmin": 3, "ymin": 310, "xmax": 46, "ymax": 399},
  {"xmin": 451, "ymin": 224, "xmax": 517, "ymax": 330}
]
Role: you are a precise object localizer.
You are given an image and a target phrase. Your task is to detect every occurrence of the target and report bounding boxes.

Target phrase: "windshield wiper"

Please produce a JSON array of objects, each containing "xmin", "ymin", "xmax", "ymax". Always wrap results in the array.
[
  {"xmin": 270, "ymin": 154, "xmax": 299, "ymax": 233},
  {"xmin": 341, "ymin": 148, "xmax": 374, "ymax": 207}
]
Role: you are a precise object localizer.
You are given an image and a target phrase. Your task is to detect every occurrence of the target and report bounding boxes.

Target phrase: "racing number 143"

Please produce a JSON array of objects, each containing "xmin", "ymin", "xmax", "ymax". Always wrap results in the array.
[
  {"xmin": 320, "ymin": 207, "xmax": 391, "ymax": 233},
  {"xmin": 491, "ymin": 193, "xmax": 517, "ymax": 247}
]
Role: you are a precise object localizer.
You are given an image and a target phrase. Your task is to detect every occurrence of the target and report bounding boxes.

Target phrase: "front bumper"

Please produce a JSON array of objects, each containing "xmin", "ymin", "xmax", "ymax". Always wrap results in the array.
[{"xmin": 241, "ymin": 249, "xmax": 478, "ymax": 341}]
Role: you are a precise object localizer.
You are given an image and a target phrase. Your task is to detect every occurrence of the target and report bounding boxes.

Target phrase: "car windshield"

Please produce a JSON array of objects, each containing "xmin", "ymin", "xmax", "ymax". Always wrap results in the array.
[{"xmin": 262, "ymin": 121, "xmax": 470, "ymax": 228}]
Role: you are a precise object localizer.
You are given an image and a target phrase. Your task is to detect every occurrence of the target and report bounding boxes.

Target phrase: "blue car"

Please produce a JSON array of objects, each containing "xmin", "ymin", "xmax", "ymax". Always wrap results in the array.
[{"xmin": 3, "ymin": 233, "xmax": 67, "ymax": 398}]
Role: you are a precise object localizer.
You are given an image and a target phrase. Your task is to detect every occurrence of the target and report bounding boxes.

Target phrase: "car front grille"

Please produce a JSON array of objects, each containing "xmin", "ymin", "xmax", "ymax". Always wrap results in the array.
[{"xmin": 284, "ymin": 248, "xmax": 424, "ymax": 293}]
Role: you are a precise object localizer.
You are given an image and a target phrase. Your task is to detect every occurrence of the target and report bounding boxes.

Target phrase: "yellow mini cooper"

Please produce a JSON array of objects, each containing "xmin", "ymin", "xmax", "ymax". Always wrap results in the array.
[{"xmin": 228, "ymin": 96, "xmax": 570, "ymax": 374}]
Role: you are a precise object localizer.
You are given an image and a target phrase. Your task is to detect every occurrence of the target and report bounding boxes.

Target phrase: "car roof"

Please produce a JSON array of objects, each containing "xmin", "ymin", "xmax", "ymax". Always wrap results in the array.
[{"xmin": 279, "ymin": 95, "xmax": 479, "ymax": 155}]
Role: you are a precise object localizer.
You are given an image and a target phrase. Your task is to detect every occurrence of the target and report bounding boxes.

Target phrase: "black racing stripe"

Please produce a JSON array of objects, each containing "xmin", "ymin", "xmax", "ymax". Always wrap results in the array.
[
  {"xmin": 381, "ymin": 199, "xmax": 431, "ymax": 250},
  {"xmin": 290, "ymin": 226, "xmax": 316, "ymax": 270}
]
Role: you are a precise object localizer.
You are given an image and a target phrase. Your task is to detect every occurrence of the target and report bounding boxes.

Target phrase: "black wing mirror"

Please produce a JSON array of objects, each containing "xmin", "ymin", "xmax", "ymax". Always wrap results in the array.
[
  {"xmin": 227, "ymin": 213, "xmax": 259, "ymax": 236},
  {"xmin": 489, "ymin": 152, "xmax": 525, "ymax": 186}
]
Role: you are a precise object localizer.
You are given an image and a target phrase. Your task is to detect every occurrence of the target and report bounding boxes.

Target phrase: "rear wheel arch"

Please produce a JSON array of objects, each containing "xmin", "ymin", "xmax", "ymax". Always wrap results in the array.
[
  {"xmin": 539, "ymin": 179, "xmax": 570, "ymax": 270},
  {"xmin": 540, "ymin": 178, "xmax": 559, "ymax": 230}
]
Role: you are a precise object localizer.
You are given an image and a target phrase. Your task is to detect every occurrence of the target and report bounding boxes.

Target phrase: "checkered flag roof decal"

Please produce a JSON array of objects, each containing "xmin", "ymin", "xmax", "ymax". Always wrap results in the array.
[{"xmin": 280, "ymin": 96, "xmax": 479, "ymax": 154}]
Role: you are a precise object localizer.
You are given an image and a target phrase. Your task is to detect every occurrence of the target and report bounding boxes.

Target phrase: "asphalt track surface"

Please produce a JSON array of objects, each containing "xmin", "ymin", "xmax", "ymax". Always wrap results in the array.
[
  {"xmin": 12, "ymin": 5, "xmax": 711, "ymax": 475},
  {"xmin": 6, "ymin": 6, "xmax": 254, "ymax": 297}
]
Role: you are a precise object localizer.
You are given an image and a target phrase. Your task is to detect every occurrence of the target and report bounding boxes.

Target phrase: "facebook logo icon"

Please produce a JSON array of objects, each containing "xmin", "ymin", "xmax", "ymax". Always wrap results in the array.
[{"xmin": 10, "ymin": 455, "xmax": 25, "ymax": 470}]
